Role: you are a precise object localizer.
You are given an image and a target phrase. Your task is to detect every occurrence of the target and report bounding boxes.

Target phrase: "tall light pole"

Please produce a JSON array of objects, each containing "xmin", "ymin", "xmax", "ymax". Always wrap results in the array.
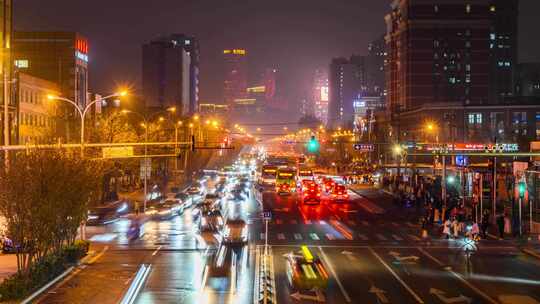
[
  {"xmin": 48, "ymin": 90, "xmax": 128, "ymax": 157},
  {"xmin": 121, "ymin": 107, "xmax": 176, "ymax": 212}
]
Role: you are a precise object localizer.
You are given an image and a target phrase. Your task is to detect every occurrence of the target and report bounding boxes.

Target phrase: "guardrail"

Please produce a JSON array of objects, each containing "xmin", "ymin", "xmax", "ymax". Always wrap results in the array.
[
  {"xmin": 255, "ymin": 246, "xmax": 277, "ymax": 304},
  {"xmin": 120, "ymin": 264, "xmax": 152, "ymax": 304}
]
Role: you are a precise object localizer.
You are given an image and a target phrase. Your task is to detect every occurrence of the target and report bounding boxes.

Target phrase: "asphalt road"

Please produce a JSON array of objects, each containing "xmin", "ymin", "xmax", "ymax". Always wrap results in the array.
[{"xmin": 36, "ymin": 175, "xmax": 540, "ymax": 304}]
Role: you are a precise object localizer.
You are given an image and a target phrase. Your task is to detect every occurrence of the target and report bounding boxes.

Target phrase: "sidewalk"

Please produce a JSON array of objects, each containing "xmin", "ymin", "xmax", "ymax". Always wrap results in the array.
[{"xmin": 0, "ymin": 253, "xmax": 18, "ymax": 283}]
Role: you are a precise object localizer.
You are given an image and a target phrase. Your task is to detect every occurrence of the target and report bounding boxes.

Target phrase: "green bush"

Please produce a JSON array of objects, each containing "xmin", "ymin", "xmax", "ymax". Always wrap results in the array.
[{"xmin": 0, "ymin": 241, "xmax": 89, "ymax": 301}]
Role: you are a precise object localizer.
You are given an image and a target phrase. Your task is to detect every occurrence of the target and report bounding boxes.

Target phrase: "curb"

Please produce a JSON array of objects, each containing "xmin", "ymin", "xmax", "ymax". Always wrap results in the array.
[{"xmin": 20, "ymin": 266, "xmax": 75, "ymax": 304}]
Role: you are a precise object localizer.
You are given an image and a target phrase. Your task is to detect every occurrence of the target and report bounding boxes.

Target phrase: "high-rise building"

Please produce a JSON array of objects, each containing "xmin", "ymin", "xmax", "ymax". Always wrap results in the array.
[
  {"xmin": 365, "ymin": 35, "xmax": 386, "ymax": 98},
  {"xmin": 311, "ymin": 69, "xmax": 329, "ymax": 124},
  {"xmin": 13, "ymin": 31, "xmax": 89, "ymax": 141},
  {"xmin": 223, "ymin": 49, "xmax": 248, "ymax": 105},
  {"xmin": 328, "ymin": 56, "xmax": 366, "ymax": 128},
  {"xmin": 516, "ymin": 63, "xmax": 540, "ymax": 98},
  {"xmin": 13, "ymin": 32, "xmax": 89, "ymax": 108},
  {"xmin": 142, "ymin": 34, "xmax": 199, "ymax": 115},
  {"xmin": 0, "ymin": 0, "xmax": 13, "ymax": 146}
]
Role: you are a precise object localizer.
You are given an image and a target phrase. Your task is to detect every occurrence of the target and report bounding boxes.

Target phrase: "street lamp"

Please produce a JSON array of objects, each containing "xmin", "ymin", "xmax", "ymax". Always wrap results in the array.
[{"xmin": 47, "ymin": 89, "xmax": 128, "ymax": 157}]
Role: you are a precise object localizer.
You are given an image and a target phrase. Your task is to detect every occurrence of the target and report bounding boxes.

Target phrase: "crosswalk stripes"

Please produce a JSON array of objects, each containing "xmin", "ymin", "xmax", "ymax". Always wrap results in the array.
[
  {"xmin": 376, "ymin": 234, "xmax": 388, "ymax": 241},
  {"xmin": 294, "ymin": 233, "xmax": 302, "ymax": 240},
  {"xmin": 320, "ymin": 220, "xmax": 328, "ymax": 225},
  {"xmin": 310, "ymin": 233, "xmax": 320, "ymax": 240},
  {"xmin": 392, "ymin": 234, "xmax": 404, "ymax": 241},
  {"xmin": 275, "ymin": 219, "xmax": 283, "ymax": 225},
  {"xmin": 305, "ymin": 220, "xmax": 312, "ymax": 225},
  {"xmin": 357, "ymin": 233, "xmax": 368, "ymax": 241},
  {"xmin": 277, "ymin": 233, "xmax": 285, "ymax": 240},
  {"xmin": 291, "ymin": 220, "xmax": 298, "ymax": 225}
]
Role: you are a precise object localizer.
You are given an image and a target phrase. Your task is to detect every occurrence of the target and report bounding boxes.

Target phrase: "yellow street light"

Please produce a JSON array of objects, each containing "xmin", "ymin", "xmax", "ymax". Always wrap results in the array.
[
  {"xmin": 393, "ymin": 144, "xmax": 403, "ymax": 155},
  {"xmin": 189, "ymin": 123, "xmax": 194, "ymax": 128},
  {"xmin": 158, "ymin": 116, "xmax": 165, "ymax": 122},
  {"xmin": 177, "ymin": 121, "xmax": 183, "ymax": 126},
  {"xmin": 212, "ymin": 120, "xmax": 218, "ymax": 127},
  {"xmin": 205, "ymin": 120, "xmax": 211, "ymax": 125},
  {"xmin": 193, "ymin": 114, "xmax": 200, "ymax": 121},
  {"xmin": 118, "ymin": 90, "xmax": 128, "ymax": 97},
  {"xmin": 167, "ymin": 106, "xmax": 176, "ymax": 113}
]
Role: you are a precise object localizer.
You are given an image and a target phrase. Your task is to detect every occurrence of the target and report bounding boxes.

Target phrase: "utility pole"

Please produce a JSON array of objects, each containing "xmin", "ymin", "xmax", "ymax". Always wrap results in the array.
[{"xmin": 493, "ymin": 137, "xmax": 497, "ymax": 223}]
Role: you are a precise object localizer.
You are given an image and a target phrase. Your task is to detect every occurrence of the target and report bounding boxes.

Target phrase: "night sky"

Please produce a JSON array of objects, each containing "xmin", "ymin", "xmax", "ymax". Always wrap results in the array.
[{"xmin": 14, "ymin": 0, "xmax": 540, "ymax": 111}]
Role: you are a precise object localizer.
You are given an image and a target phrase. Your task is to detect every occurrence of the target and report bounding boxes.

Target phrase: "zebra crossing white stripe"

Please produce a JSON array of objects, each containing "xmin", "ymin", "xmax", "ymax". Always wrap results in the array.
[
  {"xmin": 408, "ymin": 234, "xmax": 421, "ymax": 241},
  {"xmin": 276, "ymin": 219, "xmax": 283, "ymax": 225},
  {"xmin": 392, "ymin": 234, "xmax": 404, "ymax": 241},
  {"xmin": 294, "ymin": 233, "xmax": 302, "ymax": 240},
  {"xmin": 376, "ymin": 234, "xmax": 388, "ymax": 241},
  {"xmin": 277, "ymin": 233, "xmax": 285, "ymax": 240},
  {"xmin": 305, "ymin": 220, "xmax": 312, "ymax": 225},
  {"xmin": 357, "ymin": 233, "xmax": 368, "ymax": 241},
  {"xmin": 320, "ymin": 220, "xmax": 328, "ymax": 225},
  {"xmin": 310, "ymin": 233, "xmax": 320, "ymax": 240},
  {"xmin": 326, "ymin": 233, "xmax": 335, "ymax": 240}
]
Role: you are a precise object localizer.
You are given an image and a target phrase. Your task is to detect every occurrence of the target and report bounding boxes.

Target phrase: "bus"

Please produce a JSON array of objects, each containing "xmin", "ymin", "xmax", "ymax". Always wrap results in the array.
[
  {"xmin": 259, "ymin": 165, "xmax": 278, "ymax": 186},
  {"xmin": 275, "ymin": 167, "xmax": 297, "ymax": 195},
  {"xmin": 297, "ymin": 167, "xmax": 314, "ymax": 182},
  {"xmin": 286, "ymin": 246, "xmax": 329, "ymax": 290}
]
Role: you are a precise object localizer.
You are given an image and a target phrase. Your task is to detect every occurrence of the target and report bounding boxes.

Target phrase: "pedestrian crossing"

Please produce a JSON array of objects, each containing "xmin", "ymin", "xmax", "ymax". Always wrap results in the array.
[
  {"xmin": 267, "ymin": 218, "xmax": 419, "ymax": 228},
  {"xmin": 254, "ymin": 230, "xmax": 427, "ymax": 243}
]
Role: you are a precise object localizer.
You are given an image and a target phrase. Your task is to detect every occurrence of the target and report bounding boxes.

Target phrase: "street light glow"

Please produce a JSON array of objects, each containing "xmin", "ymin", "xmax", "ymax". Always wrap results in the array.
[{"xmin": 393, "ymin": 145, "xmax": 403, "ymax": 155}]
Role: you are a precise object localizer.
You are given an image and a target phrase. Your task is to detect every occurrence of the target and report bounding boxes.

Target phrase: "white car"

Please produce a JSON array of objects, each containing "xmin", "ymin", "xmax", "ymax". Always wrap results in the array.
[{"xmin": 221, "ymin": 219, "xmax": 248, "ymax": 245}]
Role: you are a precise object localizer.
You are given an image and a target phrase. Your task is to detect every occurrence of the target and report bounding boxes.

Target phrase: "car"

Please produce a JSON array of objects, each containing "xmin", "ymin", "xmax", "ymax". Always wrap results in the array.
[
  {"xmin": 299, "ymin": 179, "xmax": 316, "ymax": 192},
  {"xmin": 330, "ymin": 184, "xmax": 349, "ymax": 201},
  {"xmin": 221, "ymin": 219, "xmax": 248, "ymax": 245},
  {"xmin": 301, "ymin": 183, "xmax": 322, "ymax": 205},
  {"xmin": 323, "ymin": 179, "xmax": 336, "ymax": 193},
  {"xmin": 145, "ymin": 201, "xmax": 182, "ymax": 220},
  {"xmin": 87, "ymin": 206, "xmax": 119, "ymax": 225},
  {"xmin": 228, "ymin": 188, "xmax": 246, "ymax": 201},
  {"xmin": 187, "ymin": 186, "xmax": 203, "ymax": 196},
  {"xmin": 199, "ymin": 209, "xmax": 224, "ymax": 233}
]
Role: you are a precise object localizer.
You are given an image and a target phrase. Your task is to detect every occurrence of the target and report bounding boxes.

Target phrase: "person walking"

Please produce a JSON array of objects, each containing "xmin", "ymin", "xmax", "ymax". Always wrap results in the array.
[
  {"xmin": 452, "ymin": 217, "xmax": 460, "ymax": 239},
  {"xmin": 470, "ymin": 221, "xmax": 480, "ymax": 241},
  {"xmin": 443, "ymin": 218, "xmax": 452, "ymax": 239},
  {"xmin": 497, "ymin": 213, "xmax": 505, "ymax": 239}
]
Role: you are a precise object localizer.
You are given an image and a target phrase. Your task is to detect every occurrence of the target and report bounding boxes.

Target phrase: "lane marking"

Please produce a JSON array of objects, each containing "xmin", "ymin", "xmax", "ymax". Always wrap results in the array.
[
  {"xmin": 277, "ymin": 233, "xmax": 285, "ymax": 240},
  {"xmin": 275, "ymin": 219, "xmax": 283, "ymax": 225},
  {"xmin": 87, "ymin": 246, "xmax": 109, "ymax": 265},
  {"xmin": 320, "ymin": 220, "xmax": 328, "ymax": 225},
  {"xmin": 326, "ymin": 233, "xmax": 335, "ymax": 240},
  {"xmin": 368, "ymin": 247, "xmax": 425, "ymax": 304},
  {"xmin": 392, "ymin": 234, "xmax": 404, "ymax": 241},
  {"xmin": 305, "ymin": 220, "xmax": 312, "ymax": 225},
  {"xmin": 318, "ymin": 246, "xmax": 351, "ymax": 303},
  {"xmin": 294, "ymin": 233, "xmax": 303, "ymax": 240},
  {"xmin": 151, "ymin": 245, "xmax": 162, "ymax": 256},
  {"xmin": 376, "ymin": 234, "xmax": 388, "ymax": 241},
  {"xmin": 417, "ymin": 247, "xmax": 498, "ymax": 304},
  {"xmin": 310, "ymin": 233, "xmax": 320, "ymax": 240},
  {"xmin": 357, "ymin": 233, "xmax": 369, "ymax": 241}
]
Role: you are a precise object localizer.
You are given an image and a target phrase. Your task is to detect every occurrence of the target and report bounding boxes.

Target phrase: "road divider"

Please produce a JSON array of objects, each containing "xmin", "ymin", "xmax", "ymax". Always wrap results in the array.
[
  {"xmin": 254, "ymin": 246, "xmax": 277, "ymax": 304},
  {"xmin": 120, "ymin": 264, "xmax": 152, "ymax": 304}
]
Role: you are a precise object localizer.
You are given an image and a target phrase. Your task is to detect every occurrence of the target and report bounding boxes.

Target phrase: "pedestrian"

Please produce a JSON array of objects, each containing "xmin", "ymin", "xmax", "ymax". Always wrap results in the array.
[
  {"xmin": 497, "ymin": 213, "xmax": 505, "ymax": 239},
  {"xmin": 452, "ymin": 217, "xmax": 460, "ymax": 239},
  {"xmin": 443, "ymin": 218, "xmax": 452, "ymax": 239},
  {"xmin": 470, "ymin": 222, "xmax": 480, "ymax": 241}
]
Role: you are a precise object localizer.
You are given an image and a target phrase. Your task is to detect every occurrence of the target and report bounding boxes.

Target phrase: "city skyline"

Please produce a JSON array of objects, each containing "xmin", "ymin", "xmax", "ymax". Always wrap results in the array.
[{"xmin": 13, "ymin": 0, "xmax": 539, "ymax": 107}]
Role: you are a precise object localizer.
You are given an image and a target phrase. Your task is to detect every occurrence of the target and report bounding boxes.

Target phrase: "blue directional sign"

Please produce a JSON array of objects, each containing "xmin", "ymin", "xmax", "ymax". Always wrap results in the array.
[{"xmin": 262, "ymin": 211, "xmax": 272, "ymax": 220}]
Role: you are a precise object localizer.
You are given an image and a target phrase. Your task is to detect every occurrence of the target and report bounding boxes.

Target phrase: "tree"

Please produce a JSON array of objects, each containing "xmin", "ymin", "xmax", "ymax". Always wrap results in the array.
[
  {"xmin": 87, "ymin": 112, "xmax": 139, "ymax": 144},
  {"xmin": 0, "ymin": 151, "xmax": 103, "ymax": 274}
]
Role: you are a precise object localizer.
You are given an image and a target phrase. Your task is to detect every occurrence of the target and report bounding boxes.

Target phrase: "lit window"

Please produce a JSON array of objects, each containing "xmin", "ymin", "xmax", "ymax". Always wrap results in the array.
[
  {"xmin": 15, "ymin": 59, "xmax": 29, "ymax": 68},
  {"xmin": 465, "ymin": 41, "xmax": 471, "ymax": 48},
  {"xmin": 434, "ymin": 5, "xmax": 439, "ymax": 13},
  {"xmin": 490, "ymin": 5, "xmax": 496, "ymax": 12},
  {"xmin": 490, "ymin": 33, "xmax": 496, "ymax": 40},
  {"xmin": 466, "ymin": 4, "xmax": 471, "ymax": 13},
  {"xmin": 466, "ymin": 64, "xmax": 471, "ymax": 71}
]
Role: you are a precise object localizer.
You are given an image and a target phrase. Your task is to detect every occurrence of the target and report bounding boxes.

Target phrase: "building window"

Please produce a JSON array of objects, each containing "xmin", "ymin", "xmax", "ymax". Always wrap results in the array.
[
  {"xmin": 466, "ymin": 4, "xmax": 471, "ymax": 13},
  {"xmin": 490, "ymin": 33, "xmax": 496, "ymax": 40},
  {"xmin": 468, "ymin": 113, "xmax": 482, "ymax": 124},
  {"xmin": 434, "ymin": 5, "xmax": 439, "ymax": 13},
  {"xmin": 536, "ymin": 113, "xmax": 540, "ymax": 140},
  {"xmin": 15, "ymin": 60, "xmax": 29, "ymax": 68},
  {"xmin": 465, "ymin": 41, "xmax": 471, "ymax": 48},
  {"xmin": 490, "ymin": 5, "xmax": 496, "ymax": 12}
]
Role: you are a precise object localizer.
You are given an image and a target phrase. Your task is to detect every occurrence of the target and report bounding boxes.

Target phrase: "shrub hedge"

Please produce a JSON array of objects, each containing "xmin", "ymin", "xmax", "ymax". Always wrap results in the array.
[{"xmin": 0, "ymin": 240, "xmax": 90, "ymax": 301}]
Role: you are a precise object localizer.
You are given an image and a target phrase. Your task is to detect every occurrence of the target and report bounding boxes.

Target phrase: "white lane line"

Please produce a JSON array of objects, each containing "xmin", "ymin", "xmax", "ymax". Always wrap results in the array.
[
  {"xmin": 392, "ymin": 234, "xmax": 404, "ymax": 241},
  {"xmin": 294, "ymin": 233, "xmax": 303, "ymax": 240},
  {"xmin": 318, "ymin": 246, "xmax": 351, "ymax": 303},
  {"xmin": 357, "ymin": 233, "xmax": 369, "ymax": 241},
  {"xmin": 376, "ymin": 234, "xmax": 388, "ymax": 241},
  {"xmin": 368, "ymin": 247, "xmax": 425, "ymax": 304},
  {"xmin": 416, "ymin": 247, "xmax": 498, "ymax": 304},
  {"xmin": 277, "ymin": 233, "xmax": 285, "ymax": 240},
  {"xmin": 310, "ymin": 233, "xmax": 320, "ymax": 240},
  {"xmin": 151, "ymin": 245, "xmax": 162, "ymax": 256},
  {"xmin": 326, "ymin": 233, "xmax": 335, "ymax": 240},
  {"xmin": 408, "ymin": 234, "xmax": 420, "ymax": 241},
  {"xmin": 320, "ymin": 220, "xmax": 328, "ymax": 225}
]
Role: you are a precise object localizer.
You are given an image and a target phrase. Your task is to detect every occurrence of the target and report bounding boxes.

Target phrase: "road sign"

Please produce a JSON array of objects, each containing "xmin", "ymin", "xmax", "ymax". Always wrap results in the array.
[
  {"xmin": 353, "ymin": 143, "xmax": 374, "ymax": 152},
  {"xmin": 102, "ymin": 146, "xmax": 134, "ymax": 158},
  {"xmin": 261, "ymin": 211, "xmax": 272, "ymax": 220}
]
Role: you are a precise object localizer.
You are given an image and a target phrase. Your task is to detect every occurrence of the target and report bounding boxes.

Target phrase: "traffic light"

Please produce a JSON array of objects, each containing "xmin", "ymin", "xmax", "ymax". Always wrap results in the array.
[
  {"xmin": 307, "ymin": 135, "xmax": 320, "ymax": 154},
  {"xmin": 191, "ymin": 135, "xmax": 196, "ymax": 152},
  {"xmin": 518, "ymin": 182, "xmax": 526, "ymax": 198}
]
